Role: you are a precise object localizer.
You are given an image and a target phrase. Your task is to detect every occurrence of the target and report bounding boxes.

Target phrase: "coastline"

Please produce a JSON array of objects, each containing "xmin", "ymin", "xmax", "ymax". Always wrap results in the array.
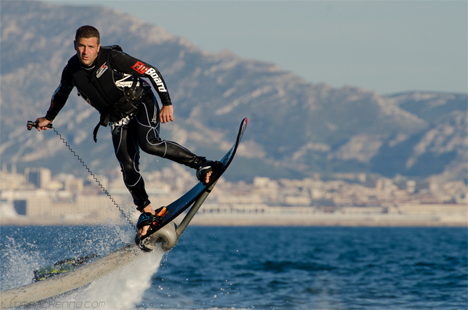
[{"xmin": 1, "ymin": 212, "xmax": 466, "ymax": 227}]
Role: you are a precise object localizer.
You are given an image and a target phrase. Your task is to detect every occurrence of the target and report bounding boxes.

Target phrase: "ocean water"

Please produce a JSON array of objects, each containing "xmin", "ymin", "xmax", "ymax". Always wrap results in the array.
[{"xmin": 0, "ymin": 225, "xmax": 466, "ymax": 310}]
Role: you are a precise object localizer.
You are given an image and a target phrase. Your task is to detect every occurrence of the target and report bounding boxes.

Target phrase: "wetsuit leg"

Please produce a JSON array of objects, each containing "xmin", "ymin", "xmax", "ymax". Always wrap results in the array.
[
  {"xmin": 133, "ymin": 97, "xmax": 206, "ymax": 169},
  {"xmin": 112, "ymin": 121, "xmax": 150, "ymax": 209},
  {"xmin": 112, "ymin": 96, "xmax": 206, "ymax": 209}
]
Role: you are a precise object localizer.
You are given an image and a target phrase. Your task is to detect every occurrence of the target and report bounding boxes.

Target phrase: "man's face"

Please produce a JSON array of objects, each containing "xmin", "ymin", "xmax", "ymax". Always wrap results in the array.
[{"xmin": 74, "ymin": 37, "xmax": 100, "ymax": 67}]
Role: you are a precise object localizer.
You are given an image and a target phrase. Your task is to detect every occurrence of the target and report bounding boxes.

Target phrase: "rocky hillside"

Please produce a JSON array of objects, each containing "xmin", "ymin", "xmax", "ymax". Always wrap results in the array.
[{"xmin": 1, "ymin": 1, "xmax": 466, "ymax": 183}]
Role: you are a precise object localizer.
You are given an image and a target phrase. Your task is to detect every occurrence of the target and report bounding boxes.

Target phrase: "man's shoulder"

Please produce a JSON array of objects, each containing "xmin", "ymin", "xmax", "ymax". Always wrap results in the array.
[
  {"xmin": 103, "ymin": 45, "xmax": 127, "ymax": 61},
  {"xmin": 66, "ymin": 54, "xmax": 78, "ymax": 63},
  {"xmin": 102, "ymin": 45, "xmax": 123, "ymax": 52},
  {"xmin": 65, "ymin": 54, "xmax": 80, "ymax": 69}
]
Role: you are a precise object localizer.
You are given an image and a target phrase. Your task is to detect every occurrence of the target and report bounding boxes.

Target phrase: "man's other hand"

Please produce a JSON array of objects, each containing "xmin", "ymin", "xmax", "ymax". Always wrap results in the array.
[{"xmin": 160, "ymin": 105, "xmax": 174, "ymax": 124}]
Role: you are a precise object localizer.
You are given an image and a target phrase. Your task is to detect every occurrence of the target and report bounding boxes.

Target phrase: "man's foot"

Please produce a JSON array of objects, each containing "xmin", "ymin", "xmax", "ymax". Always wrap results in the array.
[
  {"xmin": 196, "ymin": 161, "xmax": 221, "ymax": 185},
  {"xmin": 137, "ymin": 206, "xmax": 168, "ymax": 238}
]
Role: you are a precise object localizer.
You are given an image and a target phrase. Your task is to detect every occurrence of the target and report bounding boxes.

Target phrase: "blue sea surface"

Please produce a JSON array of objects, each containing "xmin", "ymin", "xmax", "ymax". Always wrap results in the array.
[{"xmin": 1, "ymin": 226, "xmax": 466, "ymax": 310}]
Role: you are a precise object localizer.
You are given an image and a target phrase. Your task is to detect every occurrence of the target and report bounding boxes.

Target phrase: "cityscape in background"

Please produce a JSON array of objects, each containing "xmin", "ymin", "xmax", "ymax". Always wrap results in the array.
[{"xmin": 0, "ymin": 163, "xmax": 466, "ymax": 227}]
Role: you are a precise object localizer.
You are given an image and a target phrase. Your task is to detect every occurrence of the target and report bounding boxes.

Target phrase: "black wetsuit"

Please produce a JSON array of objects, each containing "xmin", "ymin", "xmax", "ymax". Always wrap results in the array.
[{"xmin": 45, "ymin": 46, "xmax": 205, "ymax": 209}]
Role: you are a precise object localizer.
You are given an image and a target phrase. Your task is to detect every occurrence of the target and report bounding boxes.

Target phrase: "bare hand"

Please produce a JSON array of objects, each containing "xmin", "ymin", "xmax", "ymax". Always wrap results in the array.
[
  {"xmin": 159, "ymin": 105, "xmax": 174, "ymax": 124},
  {"xmin": 35, "ymin": 117, "xmax": 52, "ymax": 131}
]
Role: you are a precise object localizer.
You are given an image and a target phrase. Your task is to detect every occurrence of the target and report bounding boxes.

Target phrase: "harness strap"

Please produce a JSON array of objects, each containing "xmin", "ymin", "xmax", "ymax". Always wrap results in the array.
[
  {"xmin": 93, "ymin": 78, "xmax": 145, "ymax": 143},
  {"xmin": 93, "ymin": 113, "xmax": 111, "ymax": 143}
]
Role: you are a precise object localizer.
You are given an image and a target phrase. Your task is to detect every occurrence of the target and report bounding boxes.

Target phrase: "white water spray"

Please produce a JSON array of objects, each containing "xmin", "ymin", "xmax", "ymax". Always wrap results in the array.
[
  {"xmin": 0, "ymin": 237, "xmax": 44, "ymax": 291},
  {"xmin": 58, "ymin": 246, "xmax": 166, "ymax": 309}
]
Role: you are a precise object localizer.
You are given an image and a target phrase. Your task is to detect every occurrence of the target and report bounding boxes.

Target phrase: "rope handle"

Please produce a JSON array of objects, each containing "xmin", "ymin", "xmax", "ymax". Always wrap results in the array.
[{"xmin": 27, "ymin": 121, "xmax": 137, "ymax": 231}]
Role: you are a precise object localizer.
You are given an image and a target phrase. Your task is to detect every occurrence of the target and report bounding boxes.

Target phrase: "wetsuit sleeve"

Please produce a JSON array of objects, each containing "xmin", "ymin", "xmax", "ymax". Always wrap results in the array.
[
  {"xmin": 109, "ymin": 49, "xmax": 172, "ymax": 106},
  {"xmin": 45, "ymin": 66, "xmax": 74, "ymax": 121}
]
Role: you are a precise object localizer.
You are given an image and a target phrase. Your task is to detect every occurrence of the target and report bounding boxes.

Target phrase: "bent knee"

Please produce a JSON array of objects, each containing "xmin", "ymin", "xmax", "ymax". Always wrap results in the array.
[
  {"xmin": 116, "ymin": 155, "xmax": 138, "ymax": 173},
  {"xmin": 139, "ymin": 139, "xmax": 167, "ymax": 157}
]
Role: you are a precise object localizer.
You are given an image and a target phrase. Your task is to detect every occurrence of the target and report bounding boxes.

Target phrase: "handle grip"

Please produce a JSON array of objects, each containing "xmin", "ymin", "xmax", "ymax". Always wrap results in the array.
[{"xmin": 27, "ymin": 121, "xmax": 53, "ymax": 131}]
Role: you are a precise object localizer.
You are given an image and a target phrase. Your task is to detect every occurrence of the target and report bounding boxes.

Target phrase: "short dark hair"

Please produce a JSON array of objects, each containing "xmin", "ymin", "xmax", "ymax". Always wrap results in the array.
[{"xmin": 75, "ymin": 25, "xmax": 100, "ymax": 44}]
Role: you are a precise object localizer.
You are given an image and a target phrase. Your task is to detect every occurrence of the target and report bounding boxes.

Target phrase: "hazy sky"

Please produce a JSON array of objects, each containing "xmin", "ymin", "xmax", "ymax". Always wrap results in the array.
[{"xmin": 42, "ymin": 0, "xmax": 467, "ymax": 95}]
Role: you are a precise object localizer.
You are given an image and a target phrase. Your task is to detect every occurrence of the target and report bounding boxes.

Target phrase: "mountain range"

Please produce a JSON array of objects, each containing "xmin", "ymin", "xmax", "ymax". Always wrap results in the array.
[{"xmin": 1, "ymin": 1, "xmax": 466, "ymax": 184}]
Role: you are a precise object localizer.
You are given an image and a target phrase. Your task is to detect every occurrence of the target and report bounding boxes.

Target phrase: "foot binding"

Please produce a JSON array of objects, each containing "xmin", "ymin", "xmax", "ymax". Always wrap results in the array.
[
  {"xmin": 136, "ymin": 207, "xmax": 168, "ymax": 230},
  {"xmin": 196, "ymin": 161, "xmax": 221, "ymax": 185}
]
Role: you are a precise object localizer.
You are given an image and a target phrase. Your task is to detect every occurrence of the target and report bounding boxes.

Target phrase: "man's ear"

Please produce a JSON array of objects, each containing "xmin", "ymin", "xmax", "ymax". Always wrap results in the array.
[
  {"xmin": 97, "ymin": 43, "xmax": 101, "ymax": 52},
  {"xmin": 74, "ymin": 40, "xmax": 77, "ymax": 51}
]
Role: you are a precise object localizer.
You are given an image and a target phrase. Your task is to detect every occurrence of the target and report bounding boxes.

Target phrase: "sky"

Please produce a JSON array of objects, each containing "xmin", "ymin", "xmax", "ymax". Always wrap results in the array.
[{"xmin": 42, "ymin": 0, "xmax": 467, "ymax": 95}]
